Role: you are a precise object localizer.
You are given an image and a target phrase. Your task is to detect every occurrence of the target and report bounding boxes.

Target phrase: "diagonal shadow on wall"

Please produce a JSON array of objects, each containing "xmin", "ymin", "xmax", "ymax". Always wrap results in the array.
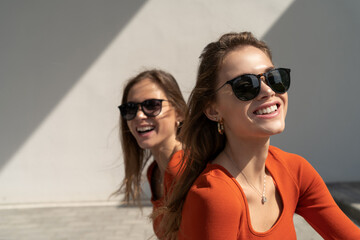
[
  {"xmin": 0, "ymin": 0, "xmax": 147, "ymax": 170},
  {"xmin": 262, "ymin": 0, "xmax": 360, "ymax": 181}
]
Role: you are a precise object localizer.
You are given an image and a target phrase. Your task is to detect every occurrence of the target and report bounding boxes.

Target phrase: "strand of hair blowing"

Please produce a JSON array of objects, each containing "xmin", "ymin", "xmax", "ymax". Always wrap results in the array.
[{"xmin": 158, "ymin": 32, "xmax": 272, "ymax": 239}]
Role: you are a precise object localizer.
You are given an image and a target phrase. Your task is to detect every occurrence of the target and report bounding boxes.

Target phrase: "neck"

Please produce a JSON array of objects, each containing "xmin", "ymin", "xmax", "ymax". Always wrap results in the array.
[
  {"xmin": 225, "ymin": 136, "xmax": 270, "ymax": 179},
  {"xmin": 151, "ymin": 140, "xmax": 182, "ymax": 175}
]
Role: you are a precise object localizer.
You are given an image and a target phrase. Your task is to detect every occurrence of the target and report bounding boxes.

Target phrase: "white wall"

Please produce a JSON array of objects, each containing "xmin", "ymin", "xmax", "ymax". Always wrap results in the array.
[{"xmin": 0, "ymin": 0, "xmax": 359, "ymax": 206}]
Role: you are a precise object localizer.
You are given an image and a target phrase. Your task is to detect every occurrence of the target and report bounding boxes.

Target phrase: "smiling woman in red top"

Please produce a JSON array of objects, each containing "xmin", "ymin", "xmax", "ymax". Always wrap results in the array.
[
  {"xmin": 159, "ymin": 32, "xmax": 360, "ymax": 239},
  {"xmin": 113, "ymin": 69, "xmax": 186, "ymax": 238}
]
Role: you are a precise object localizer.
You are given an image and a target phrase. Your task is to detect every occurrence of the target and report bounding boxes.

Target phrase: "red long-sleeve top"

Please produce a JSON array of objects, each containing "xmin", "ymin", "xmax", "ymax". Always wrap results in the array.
[
  {"xmin": 147, "ymin": 150, "xmax": 183, "ymax": 238},
  {"xmin": 179, "ymin": 146, "xmax": 360, "ymax": 239}
]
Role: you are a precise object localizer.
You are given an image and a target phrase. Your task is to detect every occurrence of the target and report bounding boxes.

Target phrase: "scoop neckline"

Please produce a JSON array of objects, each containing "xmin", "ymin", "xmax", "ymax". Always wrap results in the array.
[{"xmin": 205, "ymin": 156, "xmax": 285, "ymax": 236}]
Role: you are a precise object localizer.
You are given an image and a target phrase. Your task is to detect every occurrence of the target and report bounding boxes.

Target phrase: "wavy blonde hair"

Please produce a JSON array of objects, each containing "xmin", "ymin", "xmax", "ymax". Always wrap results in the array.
[
  {"xmin": 113, "ymin": 69, "xmax": 186, "ymax": 205},
  {"xmin": 159, "ymin": 32, "xmax": 272, "ymax": 239}
]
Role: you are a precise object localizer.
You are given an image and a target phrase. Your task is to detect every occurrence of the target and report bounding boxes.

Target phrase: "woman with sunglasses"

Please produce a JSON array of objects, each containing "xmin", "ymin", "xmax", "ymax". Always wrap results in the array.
[
  {"xmin": 114, "ymin": 69, "xmax": 186, "ymax": 238},
  {"xmin": 159, "ymin": 32, "xmax": 360, "ymax": 239}
]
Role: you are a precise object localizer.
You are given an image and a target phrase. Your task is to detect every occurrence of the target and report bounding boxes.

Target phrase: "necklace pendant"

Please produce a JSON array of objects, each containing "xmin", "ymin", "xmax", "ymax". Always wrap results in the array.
[{"xmin": 261, "ymin": 196, "xmax": 267, "ymax": 204}]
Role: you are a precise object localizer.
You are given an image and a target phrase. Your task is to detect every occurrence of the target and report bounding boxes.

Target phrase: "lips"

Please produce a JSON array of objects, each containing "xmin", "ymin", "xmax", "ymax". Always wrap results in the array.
[
  {"xmin": 254, "ymin": 104, "xmax": 278, "ymax": 115},
  {"xmin": 136, "ymin": 125, "xmax": 155, "ymax": 134}
]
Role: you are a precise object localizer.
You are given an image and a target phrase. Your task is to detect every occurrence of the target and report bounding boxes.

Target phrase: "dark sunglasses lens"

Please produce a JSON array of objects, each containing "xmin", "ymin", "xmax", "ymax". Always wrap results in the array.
[
  {"xmin": 267, "ymin": 69, "xmax": 290, "ymax": 93},
  {"xmin": 232, "ymin": 75, "xmax": 260, "ymax": 101},
  {"xmin": 142, "ymin": 99, "xmax": 162, "ymax": 117},
  {"xmin": 120, "ymin": 102, "xmax": 138, "ymax": 120}
]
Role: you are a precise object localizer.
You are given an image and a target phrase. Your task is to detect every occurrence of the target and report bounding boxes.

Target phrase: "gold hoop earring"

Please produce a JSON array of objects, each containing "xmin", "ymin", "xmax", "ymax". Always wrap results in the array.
[{"xmin": 217, "ymin": 118, "xmax": 224, "ymax": 135}]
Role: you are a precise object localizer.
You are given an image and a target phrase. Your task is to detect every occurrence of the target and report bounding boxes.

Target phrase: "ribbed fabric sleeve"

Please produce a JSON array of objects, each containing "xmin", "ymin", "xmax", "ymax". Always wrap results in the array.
[{"xmin": 178, "ymin": 146, "xmax": 360, "ymax": 239}]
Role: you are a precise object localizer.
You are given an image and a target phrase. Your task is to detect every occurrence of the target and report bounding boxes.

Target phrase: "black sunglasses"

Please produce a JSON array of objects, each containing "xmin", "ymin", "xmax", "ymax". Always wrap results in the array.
[
  {"xmin": 216, "ymin": 68, "xmax": 291, "ymax": 101},
  {"xmin": 118, "ymin": 99, "xmax": 167, "ymax": 120}
]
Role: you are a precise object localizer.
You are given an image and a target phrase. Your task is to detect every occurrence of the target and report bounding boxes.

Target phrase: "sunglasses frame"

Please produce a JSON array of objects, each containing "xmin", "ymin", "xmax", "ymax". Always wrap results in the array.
[
  {"xmin": 216, "ymin": 68, "xmax": 291, "ymax": 101},
  {"xmin": 118, "ymin": 99, "xmax": 168, "ymax": 120}
]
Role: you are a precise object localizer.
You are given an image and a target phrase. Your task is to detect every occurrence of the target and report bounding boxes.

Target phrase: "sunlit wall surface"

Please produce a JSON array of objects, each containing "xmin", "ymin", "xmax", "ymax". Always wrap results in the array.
[{"xmin": 1, "ymin": 0, "xmax": 359, "ymax": 206}]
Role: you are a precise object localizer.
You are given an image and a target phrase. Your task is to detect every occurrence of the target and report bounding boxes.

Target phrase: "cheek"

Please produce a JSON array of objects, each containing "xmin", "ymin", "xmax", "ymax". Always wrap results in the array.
[
  {"xmin": 222, "ymin": 101, "xmax": 250, "ymax": 119},
  {"xmin": 282, "ymin": 94, "xmax": 289, "ymax": 117},
  {"xmin": 217, "ymin": 95, "xmax": 240, "ymax": 115},
  {"xmin": 157, "ymin": 115, "xmax": 177, "ymax": 134},
  {"xmin": 222, "ymin": 104, "xmax": 251, "ymax": 132},
  {"xmin": 284, "ymin": 105, "xmax": 288, "ymax": 118},
  {"xmin": 127, "ymin": 121, "xmax": 135, "ymax": 135}
]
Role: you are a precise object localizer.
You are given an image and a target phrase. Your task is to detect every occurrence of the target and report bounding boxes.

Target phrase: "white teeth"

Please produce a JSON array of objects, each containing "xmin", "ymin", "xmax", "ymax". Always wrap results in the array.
[
  {"xmin": 137, "ymin": 126, "xmax": 155, "ymax": 132},
  {"xmin": 255, "ymin": 105, "xmax": 278, "ymax": 115}
]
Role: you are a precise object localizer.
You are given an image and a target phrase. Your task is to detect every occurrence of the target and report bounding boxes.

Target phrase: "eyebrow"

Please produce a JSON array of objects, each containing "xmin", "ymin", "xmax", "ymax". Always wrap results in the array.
[
  {"xmin": 264, "ymin": 66, "xmax": 275, "ymax": 73},
  {"xmin": 240, "ymin": 66, "xmax": 275, "ymax": 77}
]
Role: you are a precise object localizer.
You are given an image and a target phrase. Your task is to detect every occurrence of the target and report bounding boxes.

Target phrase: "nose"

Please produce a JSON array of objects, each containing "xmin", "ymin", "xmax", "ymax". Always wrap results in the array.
[
  {"xmin": 134, "ymin": 104, "xmax": 147, "ymax": 119},
  {"xmin": 257, "ymin": 76, "xmax": 275, "ymax": 100}
]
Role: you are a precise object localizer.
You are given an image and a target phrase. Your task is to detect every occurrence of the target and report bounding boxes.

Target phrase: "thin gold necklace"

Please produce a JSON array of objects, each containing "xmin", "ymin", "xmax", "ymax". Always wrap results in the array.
[{"xmin": 224, "ymin": 150, "xmax": 267, "ymax": 204}]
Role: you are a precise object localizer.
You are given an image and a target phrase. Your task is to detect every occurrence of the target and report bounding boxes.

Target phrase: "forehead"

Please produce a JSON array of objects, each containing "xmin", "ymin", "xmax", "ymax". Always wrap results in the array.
[
  {"xmin": 127, "ymin": 78, "xmax": 166, "ymax": 102},
  {"xmin": 218, "ymin": 46, "xmax": 273, "ymax": 83}
]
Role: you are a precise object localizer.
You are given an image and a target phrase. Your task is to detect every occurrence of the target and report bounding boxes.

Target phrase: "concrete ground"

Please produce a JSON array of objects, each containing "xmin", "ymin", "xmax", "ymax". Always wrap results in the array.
[
  {"xmin": 0, "ymin": 205, "xmax": 322, "ymax": 240},
  {"xmin": 0, "ymin": 182, "xmax": 359, "ymax": 240}
]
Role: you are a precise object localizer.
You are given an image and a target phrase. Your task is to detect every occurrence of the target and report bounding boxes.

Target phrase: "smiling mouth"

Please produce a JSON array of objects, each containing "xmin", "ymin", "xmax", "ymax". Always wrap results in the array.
[
  {"xmin": 137, "ymin": 126, "xmax": 155, "ymax": 134},
  {"xmin": 254, "ymin": 104, "xmax": 278, "ymax": 115}
]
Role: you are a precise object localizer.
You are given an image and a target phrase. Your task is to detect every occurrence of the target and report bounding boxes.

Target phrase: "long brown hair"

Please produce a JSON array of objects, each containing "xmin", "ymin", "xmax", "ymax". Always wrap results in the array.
[
  {"xmin": 113, "ymin": 69, "xmax": 186, "ymax": 205},
  {"xmin": 160, "ymin": 32, "xmax": 272, "ymax": 239}
]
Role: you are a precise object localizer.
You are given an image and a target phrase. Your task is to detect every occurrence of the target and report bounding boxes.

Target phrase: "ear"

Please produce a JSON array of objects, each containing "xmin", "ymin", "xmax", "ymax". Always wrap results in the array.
[
  {"xmin": 204, "ymin": 102, "xmax": 220, "ymax": 122},
  {"xmin": 174, "ymin": 110, "xmax": 184, "ymax": 123}
]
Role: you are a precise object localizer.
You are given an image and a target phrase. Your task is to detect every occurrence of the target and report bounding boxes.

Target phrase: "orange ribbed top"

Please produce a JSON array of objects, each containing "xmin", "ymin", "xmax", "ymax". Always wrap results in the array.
[
  {"xmin": 179, "ymin": 146, "xmax": 360, "ymax": 239},
  {"xmin": 147, "ymin": 150, "xmax": 183, "ymax": 238}
]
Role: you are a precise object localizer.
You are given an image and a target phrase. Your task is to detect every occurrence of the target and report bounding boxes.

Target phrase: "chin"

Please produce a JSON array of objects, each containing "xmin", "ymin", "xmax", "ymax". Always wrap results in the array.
[
  {"xmin": 262, "ymin": 123, "xmax": 286, "ymax": 136},
  {"xmin": 136, "ymin": 141, "xmax": 154, "ymax": 150},
  {"xmin": 271, "ymin": 126, "xmax": 285, "ymax": 135},
  {"xmin": 272, "ymin": 129, "xmax": 285, "ymax": 136}
]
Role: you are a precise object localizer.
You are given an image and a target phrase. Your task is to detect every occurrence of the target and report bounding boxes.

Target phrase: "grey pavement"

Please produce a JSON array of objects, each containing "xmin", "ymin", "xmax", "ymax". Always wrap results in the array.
[
  {"xmin": 0, "ymin": 204, "xmax": 155, "ymax": 240},
  {"xmin": 0, "ymin": 204, "xmax": 321, "ymax": 240},
  {"xmin": 0, "ymin": 182, "xmax": 359, "ymax": 240},
  {"xmin": 327, "ymin": 182, "xmax": 360, "ymax": 226}
]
